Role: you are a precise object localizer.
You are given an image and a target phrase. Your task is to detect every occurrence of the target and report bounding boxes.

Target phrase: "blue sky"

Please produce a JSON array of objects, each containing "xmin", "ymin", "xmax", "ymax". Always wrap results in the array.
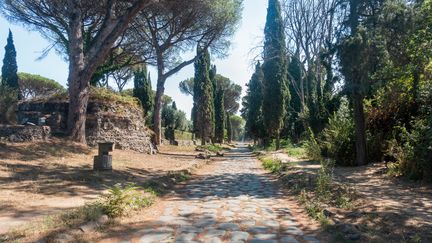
[{"xmin": 0, "ymin": 0, "xmax": 267, "ymax": 117}]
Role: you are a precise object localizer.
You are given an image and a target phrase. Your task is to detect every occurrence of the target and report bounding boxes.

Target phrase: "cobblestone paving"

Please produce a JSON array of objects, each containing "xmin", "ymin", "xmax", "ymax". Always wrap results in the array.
[{"xmin": 127, "ymin": 146, "xmax": 319, "ymax": 243}]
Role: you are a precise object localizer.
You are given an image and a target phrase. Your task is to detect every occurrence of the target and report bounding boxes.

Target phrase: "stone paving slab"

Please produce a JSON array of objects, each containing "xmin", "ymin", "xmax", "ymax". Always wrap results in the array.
[{"xmin": 126, "ymin": 146, "xmax": 319, "ymax": 243}]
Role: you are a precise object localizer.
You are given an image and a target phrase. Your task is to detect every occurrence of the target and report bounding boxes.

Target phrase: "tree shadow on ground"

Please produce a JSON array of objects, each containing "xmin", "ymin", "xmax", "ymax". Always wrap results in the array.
[
  {"xmin": 0, "ymin": 140, "xmax": 92, "ymax": 161},
  {"xmin": 0, "ymin": 161, "xmax": 174, "ymax": 197}
]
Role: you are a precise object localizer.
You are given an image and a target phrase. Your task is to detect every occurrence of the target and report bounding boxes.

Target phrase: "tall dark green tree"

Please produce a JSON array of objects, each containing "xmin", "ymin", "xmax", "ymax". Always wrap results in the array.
[
  {"xmin": 262, "ymin": 0, "xmax": 289, "ymax": 149},
  {"xmin": 338, "ymin": 0, "xmax": 370, "ymax": 166},
  {"xmin": 244, "ymin": 62, "xmax": 265, "ymax": 143},
  {"xmin": 133, "ymin": 65, "xmax": 153, "ymax": 117},
  {"xmin": 214, "ymin": 88, "xmax": 225, "ymax": 143},
  {"xmin": 226, "ymin": 112, "xmax": 233, "ymax": 143},
  {"xmin": 1, "ymin": 30, "xmax": 20, "ymax": 100},
  {"xmin": 286, "ymin": 55, "xmax": 304, "ymax": 141},
  {"xmin": 194, "ymin": 47, "xmax": 215, "ymax": 145}
]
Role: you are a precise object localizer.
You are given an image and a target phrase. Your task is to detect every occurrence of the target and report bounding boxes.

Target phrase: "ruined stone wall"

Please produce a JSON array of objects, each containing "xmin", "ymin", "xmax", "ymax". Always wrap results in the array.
[
  {"xmin": 17, "ymin": 100, "xmax": 155, "ymax": 153},
  {"xmin": 0, "ymin": 125, "xmax": 51, "ymax": 142}
]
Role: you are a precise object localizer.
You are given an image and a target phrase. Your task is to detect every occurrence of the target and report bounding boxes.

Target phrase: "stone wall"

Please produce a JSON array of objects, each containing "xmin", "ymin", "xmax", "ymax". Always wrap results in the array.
[
  {"xmin": 17, "ymin": 99, "xmax": 156, "ymax": 154},
  {"xmin": 0, "ymin": 125, "xmax": 51, "ymax": 142}
]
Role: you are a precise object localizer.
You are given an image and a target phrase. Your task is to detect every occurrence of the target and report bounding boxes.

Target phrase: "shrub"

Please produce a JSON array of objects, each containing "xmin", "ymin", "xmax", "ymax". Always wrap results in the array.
[
  {"xmin": 261, "ymin": 157, "xmax": 285, "ymax": 173},
  {"xmin": 99, "ymin": 183, "xmax": 154, "ymax": 218},
  {"xmin": 320, "ymin": 99, "xmax": 356, "ymax": 166},
  {"xmin": 305, "ymin": 128, "xmax": 322, "ymax": 161},
  {"xmin": 392, "ymin": 118, "xmax": 432, "ymax": 180},
  {"xmin": 0, "ymin": 85, "xmax": 18, "ymax": 124},
  {"xmin": 316, "ymin": 159, "xmax": 334, "ymax": 200}
]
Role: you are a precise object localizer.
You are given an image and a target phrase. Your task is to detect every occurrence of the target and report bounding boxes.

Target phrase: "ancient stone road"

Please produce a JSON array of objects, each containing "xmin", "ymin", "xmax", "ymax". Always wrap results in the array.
[{"xmin": 125, "ymin": 146, "xmax": 320, "ymax": 243}]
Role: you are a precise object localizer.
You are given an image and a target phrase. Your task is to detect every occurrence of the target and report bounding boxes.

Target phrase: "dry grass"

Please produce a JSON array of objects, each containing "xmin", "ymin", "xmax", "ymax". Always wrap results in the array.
[
  {"xmin": 0, "ymin": 139, "xmax": 203, "ymax": 241},
  {"xmin": 272, "ymin": 150, "xmax": 432, "ymax": 242}
]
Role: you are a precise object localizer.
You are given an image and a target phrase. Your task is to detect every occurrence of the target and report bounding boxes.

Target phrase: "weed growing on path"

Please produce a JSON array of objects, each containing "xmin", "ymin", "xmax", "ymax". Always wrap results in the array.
[{"xmin": 260, "ymin": 156, "xmax": 287, "ymax": 173}]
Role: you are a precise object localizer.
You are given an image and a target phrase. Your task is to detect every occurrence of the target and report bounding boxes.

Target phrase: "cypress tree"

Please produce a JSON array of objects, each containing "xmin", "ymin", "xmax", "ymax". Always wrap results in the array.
[
  {"xmin": 172, "ymin": 101, "xmax": 177, "ymax": 110},
  {"xmin": 226, "ymin": 112, "xmax": 232, "ymax": 143},
  {"xmin": 1, "ymin": 30, "xmax": 20, "ymax": 99},
  {"xmin": 133, "ymin": 64, "xmax": 153, "ymax": 117},
  {"xmin": 214, "ymin": 88, "xmax": 225, "ymax": 143},
  {"xmin": 245, "ymin": 62, "xmax": 265, "ymax": 143},
  {"xmin": 287, "ymin": 55, "xmax": 304, "ymax": 141},
  {"xmin": 194, "ymin": 47, "xmax": 215, "ymax": 145},
  {"xmin": 262, "ymin": 0, "xmax": 289, "ymax": 150}
]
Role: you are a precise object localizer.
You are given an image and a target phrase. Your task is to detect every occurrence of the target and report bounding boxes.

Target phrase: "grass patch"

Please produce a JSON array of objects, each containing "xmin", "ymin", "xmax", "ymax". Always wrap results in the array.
[
  {"xmin": 285, "ymin": 146, "xmax": 307, "ymax": 158},
  {"xmin": 260, "ymin": 156, "xmax": 286, "ymax": 173},
  {"xmin": 197, "ymin": 144, "xmax": 224, "ymax": 153},
  {"xmin": 98, "ymin": 183, "xmax": 155, "ymax": 218},
  {"xmin": 279, "ymin": 159, "xmax": 358, "ymax": 228},
  {"xmin": 1, "ymin": 183, "xmax": 156, "ymax": 242},
  {"xmin": 89, "ymin": 87, "xmax": 141, "ymax": 108}
]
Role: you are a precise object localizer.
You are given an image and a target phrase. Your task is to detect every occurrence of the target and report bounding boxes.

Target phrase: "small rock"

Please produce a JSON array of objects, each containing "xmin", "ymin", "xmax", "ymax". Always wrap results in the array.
[
  {"xmin": 52, "ymin": 233, "xmax": 74, "ymax": 243},
  {"xmin": 195, "ymin": 153, "xmax": 211, "ymax": 159},
  {"xmin": 79, "ymin": 221, "xmax": 98, "ymax": 232},
  {"xmin": 97, "ymin": 215, "xmax": 109, "ymax": 225},
  {"xmin": 323, "ymin": 209, "xmax": 334, "ymax": 217},
  {"xmin": 348, "ymin": 233, "xmax": 361, "ymax": 241}
]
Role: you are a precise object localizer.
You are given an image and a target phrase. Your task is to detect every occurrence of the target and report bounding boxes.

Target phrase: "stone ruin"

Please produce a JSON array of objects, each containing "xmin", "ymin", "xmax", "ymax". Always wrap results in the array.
[
  {"xmin": 7, "ymin": 97, "xmax": 156, "ymax": 154},
  {"xmin": 0, "ymin": 124, "xmax": 51, "ymax": 142}
]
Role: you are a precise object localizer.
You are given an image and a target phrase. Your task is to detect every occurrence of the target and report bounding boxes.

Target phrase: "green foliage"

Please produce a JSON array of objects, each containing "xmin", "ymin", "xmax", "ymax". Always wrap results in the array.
[
  {"xmin": 229, "ymin": 115, "xmax": 245, "ymax": 141},
  {"xmin": 226, "ymin": 111, "xmax": 233, "ymax": 142},
  {"xmin": 320, "ymin": 99, "xmax": 356, "ymax": 166},
  {"xmin": 180, "ymin": 74, "xmax": 243, "ymax": 114},
  {"xmin": 316, "ymin": 159, "xmax": 334, "ymax": 200},
  {"xmin": 99, "ymin": 183, "xmax": 154, "ymax": 218},
  {"xmin": 17, "ymin": 72, "xmax": 65, "ymax": 99},
  {"xmin": 133, "ymin": 65, "xmax": 153, "ymax": 117},
  {"xmin": 162, "ymin": 101, "xmax": 190, "ymax": 141},
  {"xmin": 194, "ymin": 48, "xmax": 215, "ymax": 144},
  {"xmin": 262, "ymin": 0, "xmax": 289, "ymax": 140},
  {"xmin": 197, "ymin": 144, "xmax": 224, "ymax": 153},
  {"xmin": 90, "ymin": 87, "xmax": 141, "ymax": 108},
  {"xmin": 386, "ymin": 117, "xmax": 432, "ymax": 180},
  {"xmin": 214, "ymin": 88, "xmax": 225, "ymax": 143},
  {"xmin": 0, "ymin": 85, "xmax": 18, "ymax": 124},
  {"xmin": 1, "ymin": 30, "xmax": 20, "ymax": 100},
  {"xmin": 243, "ymin": 62, "xmax": 265, "ymax": 141},
  {"xmin": 286, "ymin": 55, "xmax": 305, "ymax": 141},
  {"xmin": 305, "ymin": 128, "xmax": 322, "ymax": 162},
  {"xmin": 261, "ymin": 157, "xmax": 286, "ymax": 173},
  {"xmin": 285, "ymin": 146, "xmax": 307, "ymax": 159}
]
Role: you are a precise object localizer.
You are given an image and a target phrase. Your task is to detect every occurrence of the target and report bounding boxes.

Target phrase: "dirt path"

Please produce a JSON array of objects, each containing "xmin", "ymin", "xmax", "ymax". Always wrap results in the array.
[{"xmin": 101, "ymin": 146, "xmax": 320, "ymax": 243}]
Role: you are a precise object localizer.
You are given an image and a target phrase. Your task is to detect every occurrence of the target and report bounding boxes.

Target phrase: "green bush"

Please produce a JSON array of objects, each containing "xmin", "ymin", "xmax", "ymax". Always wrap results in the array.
[
  {"xmin": 305, "ymin": 128, "xmax": 322, "ymax": 161},
  {"xmin": 99, "ymin": 183, "xmax": 154, "ymax": 218},
  {"xmin": 261, "ymin": 157, "xmax": 285, "ymax": 173},
  {"xmin": 316, "ymin": 159, "xmax": 334, "ymax": 200},
  {"xmin": 0, "ymin": 85, "xmax": 18, "ymax": 124},
  {"xmin": 320, "ymin": 99, "xmax": 356, "ymax": 166},
  {"xmin": 389, "ymin": 117, "xmax": 432, "ymax": 180}
]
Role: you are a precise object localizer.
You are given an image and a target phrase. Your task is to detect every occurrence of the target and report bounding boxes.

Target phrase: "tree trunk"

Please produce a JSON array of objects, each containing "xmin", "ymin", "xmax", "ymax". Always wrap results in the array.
[
  {"xmin": 66, "ymin": 4, "xmax": 88, "ymax": 143},
  {"xmin": 412, "ymin": 68, "xmax": 421, "ymax": 115},
  {"xmin": 353, "ymin": 92, "xmax": 367, "ymax": 166},
  {"xmin": 152, "ymin": 76, "xmax": 166, "ymax": 145},
  {"xmin": 275, "ymin": 134, "xmax": 281, "ymax": 151}
]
